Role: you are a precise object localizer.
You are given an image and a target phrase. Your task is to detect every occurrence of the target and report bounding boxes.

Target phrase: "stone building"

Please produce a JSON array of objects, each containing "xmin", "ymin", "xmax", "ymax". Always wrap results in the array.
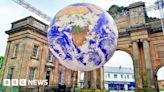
[
  {"xmin": 0, "ymin": 16, "xmax": 75, "ymax": 92},
  {"xmin": 0, "ymin": 1, "xmax": 164, "ymax": 92},
  {"xmin": 82, "ymin": 1, "xmax": 164, "ymax": 92},
  {"xmin": 158, "ymin": 80, "xmax": 164, "ymax": 90}
]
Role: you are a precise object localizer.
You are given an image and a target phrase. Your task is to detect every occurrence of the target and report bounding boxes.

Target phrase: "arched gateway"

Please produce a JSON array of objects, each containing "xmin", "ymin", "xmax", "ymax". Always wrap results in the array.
[{"xmin": 82, "ymin": 1, "xmax": 164, "ymax": 91}]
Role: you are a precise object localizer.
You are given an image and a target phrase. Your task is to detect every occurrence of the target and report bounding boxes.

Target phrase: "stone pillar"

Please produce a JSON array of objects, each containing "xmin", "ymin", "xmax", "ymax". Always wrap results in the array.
[
  {"xmin": 84, "ymin": 71, "xmax": 88, "ymax": 88},
  {"xmin": 143, "ymin": 40, "xmax": 155, "ymax": 88},
  {"xmin": 100, "ymin": 66, "xmax": 104, "ymax": 91},
  {"xmin": 91, "ymin": 70, "xmax": 97, "ymax": 89},
  {"xmin": 132, "ymin": 41, "xmax": 143, "ymax": 88}
]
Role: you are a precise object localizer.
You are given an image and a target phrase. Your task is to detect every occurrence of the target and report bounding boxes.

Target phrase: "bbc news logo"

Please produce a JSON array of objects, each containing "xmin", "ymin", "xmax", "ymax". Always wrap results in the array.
[{"xmin": 3, "ymin": 79, "xmax": 48, "ymax": 86}]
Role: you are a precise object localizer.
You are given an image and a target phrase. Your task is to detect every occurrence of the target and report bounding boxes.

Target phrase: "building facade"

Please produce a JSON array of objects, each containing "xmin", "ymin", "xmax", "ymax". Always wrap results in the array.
[
  {"xmin": 104, "ymin": 66, "xmax": 135, "ymax": 91},
  {"xmin": 0, "ymin": 1, "xmax": 164, "ymax": 92},
  {"xmin": 82, "ymin": 1, "xmax": 164, "ymax": 91},
  {"xmin": 78, "ymin": 66, "xmax": 135, "ymax": 91},
  {"xmin": 0, "ymin": 16, "xmax": 75, "ymax": 92},
  {"xmin": 158, "ymin": 80, "xmax": 164, "ymax": 90}
]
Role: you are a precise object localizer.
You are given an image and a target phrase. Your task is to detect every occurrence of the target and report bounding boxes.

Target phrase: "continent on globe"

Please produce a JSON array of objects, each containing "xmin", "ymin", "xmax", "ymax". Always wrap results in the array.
[
  {"xmin": 48, "ymin": 3, "xmax": 118, "ymax": 71},
  {"xmin": 72, "ymin": 25, "xmax": 89, "ymax": 47}
]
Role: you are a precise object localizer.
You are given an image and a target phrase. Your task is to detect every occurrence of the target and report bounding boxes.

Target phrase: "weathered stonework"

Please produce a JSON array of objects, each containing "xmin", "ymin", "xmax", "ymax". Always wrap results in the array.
[
  {"xmin": 1, "ymin": 1, "xmax": 164, "ymax": 92},
  {"xmin": 0, "ymin": 16, "xmax": 74, "ymax": 92},
  {"xmin": 84, "ymin": 1, "xmax": 163, "ymax": 92}
]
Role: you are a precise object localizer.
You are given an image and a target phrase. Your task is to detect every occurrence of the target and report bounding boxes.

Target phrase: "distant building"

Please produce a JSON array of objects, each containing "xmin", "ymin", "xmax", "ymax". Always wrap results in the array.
[
  {"xmin": 104, "ymin": 66, "xmax": 135, "ymax": 91},
  {"xmin": 78, "ymin": 71, "xmax": 84, "ymax": 88},
  {"xmin": 78, "ymin": 66, "xmax": 135, "ymax": 90},
  {"xmin": 158, "ymin": 80, "xmax": 164, "ymax": 90}
]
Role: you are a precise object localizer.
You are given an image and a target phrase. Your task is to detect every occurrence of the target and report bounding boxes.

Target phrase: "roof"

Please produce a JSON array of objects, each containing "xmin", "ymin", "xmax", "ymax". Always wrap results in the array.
[
  {"xmin": 11, "ymin": 16, "xmax": 48, "ymax": 27},
  {"xmin": 6, "ymin": 16, "xmax": 48, "ymax": 36},
  {"xmin": 5, "ymin": 24, "xmax": 47, "ymax": 36},
  {"xmin": 104, "ymin": 66, "xmax": 134, "ymax": 74},
  {"xmin": 128, "ymin": 1, "xmax": 145, "ymax": 9}
]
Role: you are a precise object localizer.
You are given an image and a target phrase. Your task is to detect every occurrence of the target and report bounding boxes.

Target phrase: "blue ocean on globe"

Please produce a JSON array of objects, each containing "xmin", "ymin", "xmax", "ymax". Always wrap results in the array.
[{"xmin": 48, "ymin": 3, "xmax": 118, "ymax": 71}]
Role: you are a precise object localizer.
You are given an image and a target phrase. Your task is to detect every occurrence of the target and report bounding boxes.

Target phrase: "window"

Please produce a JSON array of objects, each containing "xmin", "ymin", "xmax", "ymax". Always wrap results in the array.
[
  {"xmin": 127, "ymin": 75, "xmax": 129, "ymax": 79},
  {"xmin": 104, "ymin": 73, "xmax": 108, "ymax": 79},
  {"xmin": 132, "ymin": 75, "xmax": 134, "ymax": 79},
  {"xmin": 108, "ymin": 74, "xmax": 110, "ymax": 78},
  {"xmin": 58, "ymin": 70, "xmax": 64, "ymax": 84},
  {"xmin": 8, "ymin": 68, "xmax": 14, "ymax": 79},
  {"xmin": 114, "ymin": 74, "xmax": 117, "ymax": 78},
  {"xmin": 46, "ymin": 71, "xmax": 50, "ymax": 85},
  {"xmin": 58, "ymin": 72, "xmax": 62, "ymax": 84},
  {"xmin": 48, "ymin": 51, "xmax": 52, "ymax": 62},
  {"xmin": 12, "ymin": 44, "xmax": 19, "ymax": 57},
  {"xmin": 32, "ymin": 45, "xmax": 39, "ymax": 58},
  {"xmin": 80, "ymin": 72, "xmax": 84, "ymax": 80},
  {"xmin": 121, "ymin": 74, "xmax": 123, "ymax": 78},
  {"xmin": 29, "ymin": 68, "xmax": 36, "ymax": 80}
]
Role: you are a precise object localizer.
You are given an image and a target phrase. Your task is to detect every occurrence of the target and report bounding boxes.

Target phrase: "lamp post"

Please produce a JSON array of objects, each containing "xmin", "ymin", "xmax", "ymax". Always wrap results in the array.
[{"xmin": 158, "ymin": 0, "xmax": 164, "ymax": 34}]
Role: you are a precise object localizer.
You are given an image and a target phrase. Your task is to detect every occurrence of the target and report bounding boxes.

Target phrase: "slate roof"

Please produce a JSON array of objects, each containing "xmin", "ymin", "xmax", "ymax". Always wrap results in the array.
[{"xmin": 104, "ymin": 66, "xmax": 134, "ymax": 74}]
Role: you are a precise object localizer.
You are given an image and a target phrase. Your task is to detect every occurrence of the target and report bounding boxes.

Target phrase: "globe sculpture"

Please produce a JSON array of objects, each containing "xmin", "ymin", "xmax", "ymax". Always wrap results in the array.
[{"xmin": 48, "ymin": 3, "xmax": 118, "ymax": 71}]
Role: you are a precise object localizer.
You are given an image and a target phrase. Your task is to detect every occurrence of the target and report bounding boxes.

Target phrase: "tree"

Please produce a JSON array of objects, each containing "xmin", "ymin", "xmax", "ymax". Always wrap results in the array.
[
  {"xmin": 0, "ymin": 56, "xmax": 4, "ymax": 69},
  {"xmin": 108, "ymin": 5, "xmax": 128, "ymax": 15}
]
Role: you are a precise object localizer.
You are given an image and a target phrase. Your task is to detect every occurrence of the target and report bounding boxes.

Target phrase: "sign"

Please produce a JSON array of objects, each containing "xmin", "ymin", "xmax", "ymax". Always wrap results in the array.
[
  {"xmin": 3, "ymin": 79, "xmax": 48, "ymax": 86},
  {"xmin": 106, "ymin": 81, "xmax": 130, "ymax": 85}
]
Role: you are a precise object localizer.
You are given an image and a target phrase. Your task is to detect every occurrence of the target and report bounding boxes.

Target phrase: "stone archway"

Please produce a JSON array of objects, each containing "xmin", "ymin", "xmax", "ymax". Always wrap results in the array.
[
  {"xmin": 81, "ymin": 1, "xmax": 164, "ymax": 91},
  {"xmin": 154, "ymin": 63, "xmax": 164, "ymax": 91},
  {"xmin": 155, "ymin": 63, "xmax": 164, "ymax": 76},
  {"xmin": 106, "ymin": 49, "xmax": 134, "ymax": 68},
  {"xmin": 116, "ymin": 47, "xmax": 133, "ymax": 57}
]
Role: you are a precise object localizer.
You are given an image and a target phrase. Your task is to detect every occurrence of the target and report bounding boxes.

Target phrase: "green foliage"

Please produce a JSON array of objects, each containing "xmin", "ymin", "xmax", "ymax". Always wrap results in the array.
[
  {"xmin": 108, "ymin": 4, "xmax": 159, "ymax": 23},
  {"xmin": 0, "ymin": 56, "xmax": 4, "ymax": 69},
  {"xmin": 80, "ymin": 89, "xmax": 101, "ymax": 92},
  {"xmin": 71, "ymin": 87, "xmax": 81, "ymax": 92},
  {"xmin": 80, "ymin": 89, "xmax": 92, "ymax": 92},
  {"xmin": 108, "ymin": 5, "xmax": 128, "ymax": 15},
  {"xmin": 135, "ymin": 88, "xmax": 158, "ymax": 92},
  {"xmin": 160, "ymin": 89, "xmax": 164, "ymax": 91},
  {"xmin": 0, "ymin": 56, "xmax": 4, "ymax": 62},
  {"xmin": 72, "ymin": 25, "xmax": 83, "ymax": 33}
]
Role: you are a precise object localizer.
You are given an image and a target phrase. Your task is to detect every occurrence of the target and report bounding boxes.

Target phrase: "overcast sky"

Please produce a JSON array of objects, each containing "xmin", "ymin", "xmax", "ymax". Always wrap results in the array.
[
  {"xmin": 0, "ymin": 0, "xmax": 161, "ymax": 56},
  {"xmin": 0, "ymin": 0, "xmax": 163, "ymax": 80},
  {"xmin": 104, "ymin": 50, "xmax": 133, "ymax": 68}
]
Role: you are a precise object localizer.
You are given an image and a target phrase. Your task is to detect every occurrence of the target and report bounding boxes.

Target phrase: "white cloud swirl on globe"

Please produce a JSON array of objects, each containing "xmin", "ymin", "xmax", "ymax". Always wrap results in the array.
[{"xmin": 48, "ymin": 3, "xmax": 118, "ymax": 71}]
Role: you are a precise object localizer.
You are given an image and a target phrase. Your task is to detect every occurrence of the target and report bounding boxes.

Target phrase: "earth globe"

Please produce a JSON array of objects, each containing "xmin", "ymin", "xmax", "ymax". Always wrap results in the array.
[{"xmin": 48, "ymin": 3, "xmax": 118, "ymax": 71}]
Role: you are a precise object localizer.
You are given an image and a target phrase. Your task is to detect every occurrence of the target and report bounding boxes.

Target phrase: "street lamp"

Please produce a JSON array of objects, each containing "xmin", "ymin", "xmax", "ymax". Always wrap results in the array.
[{"xmin": 157, "ymin": 0, "xmax": 164, "ymax": 34}]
